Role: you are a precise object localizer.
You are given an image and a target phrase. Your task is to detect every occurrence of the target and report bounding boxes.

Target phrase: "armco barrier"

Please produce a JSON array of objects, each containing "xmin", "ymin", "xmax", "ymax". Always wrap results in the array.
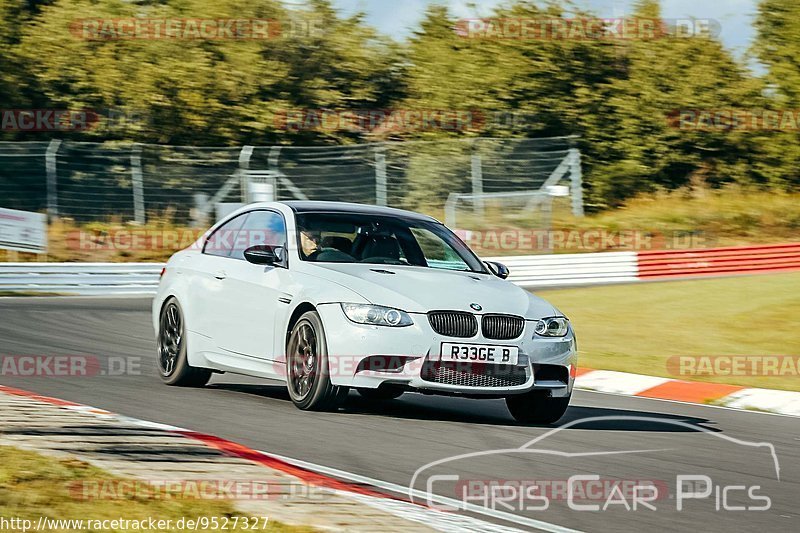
[
  {"xmin": 0, "ymin": 253, "xmax": 639, "ymax": 294},
  {"xmin": 637, "ymin": 242, "xmax": 800, "ymax": 279},
  {"xmin": 485, "ymin": 252, "xmax": 638, "ymax": 287},
  {"xmin": 2, "ymin": 243, "xmax": 800, "ymax": 295},
  {"xmin": 0, "ymin": 263, "xmax": 163, "ymax": 294}
]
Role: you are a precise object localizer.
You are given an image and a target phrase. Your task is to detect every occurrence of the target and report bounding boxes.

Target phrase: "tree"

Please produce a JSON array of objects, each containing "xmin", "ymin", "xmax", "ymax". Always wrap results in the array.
[
  {"xmin": 752, "ymin": 0, "xmax": 800, "ymax": 189},
  {"xmin": 14, "ymin": 0, "xmax": 400, "ymax": 145}
]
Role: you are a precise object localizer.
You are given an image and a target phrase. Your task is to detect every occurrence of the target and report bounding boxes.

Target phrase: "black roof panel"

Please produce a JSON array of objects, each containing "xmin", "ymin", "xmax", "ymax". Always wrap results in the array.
[{"xmin": 280, "ymin": 201, "xmax": 439, "ymax": 223}]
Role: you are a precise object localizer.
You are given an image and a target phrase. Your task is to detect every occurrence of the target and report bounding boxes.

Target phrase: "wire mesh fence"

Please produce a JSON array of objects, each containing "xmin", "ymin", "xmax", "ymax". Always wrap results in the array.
[{"xmin": 0, "ymin": 137, "xmax": 581, "ymax": 227}]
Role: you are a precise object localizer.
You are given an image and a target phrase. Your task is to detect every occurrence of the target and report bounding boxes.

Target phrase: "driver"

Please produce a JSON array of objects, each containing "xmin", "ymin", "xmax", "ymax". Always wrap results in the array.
[{"xmin": 299, "ymin": 229, "xmax": 321, "ymax": 259}]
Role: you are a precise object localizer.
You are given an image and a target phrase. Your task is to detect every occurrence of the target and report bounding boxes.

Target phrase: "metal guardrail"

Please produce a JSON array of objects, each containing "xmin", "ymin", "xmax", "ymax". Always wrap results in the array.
[
  {"xmin": 0, "ymin": 263, "xmax": 163, "ymax": 294},
  {"xmin": 0, "ymin": 253, "xmax": 638, "ymax": 295},
  {"xmin": 486, "ymin": 252, "xmax": 638, "ymax": 287},
  {"xmin": 3, "ymin": 244, "xmax": 798, "ymax": 295}
]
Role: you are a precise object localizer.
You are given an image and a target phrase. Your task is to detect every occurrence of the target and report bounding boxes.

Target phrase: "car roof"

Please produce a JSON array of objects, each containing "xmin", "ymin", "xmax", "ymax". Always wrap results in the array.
[{"xmin": 279, "ymin": 201, "xmax": 440, "ymax": 223}]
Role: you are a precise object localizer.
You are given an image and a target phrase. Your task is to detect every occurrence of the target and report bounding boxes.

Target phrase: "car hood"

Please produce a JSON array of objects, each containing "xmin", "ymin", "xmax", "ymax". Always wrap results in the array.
[{"xmin": 303, "ymin": 263, "xmax": 558, "ymax": 318}]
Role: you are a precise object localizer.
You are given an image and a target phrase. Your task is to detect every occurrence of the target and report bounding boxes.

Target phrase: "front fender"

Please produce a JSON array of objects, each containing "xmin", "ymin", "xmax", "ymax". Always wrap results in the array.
[
  {"xmin": 287, "ymin": 271, "xmax": 371, "ymax": 307},
  {"xmin": 152, "ymin": 252, "xmax": 197, "ymax": 335},
  {"xmin": 274, "ymin": 271, "xmax": 370, "ymax": 361}
]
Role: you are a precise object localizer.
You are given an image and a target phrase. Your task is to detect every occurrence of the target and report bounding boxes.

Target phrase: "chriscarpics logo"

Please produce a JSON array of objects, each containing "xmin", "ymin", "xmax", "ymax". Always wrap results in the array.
[{"xmin": 409, "ymin": 416, "xmax": 780, "ymax": 516}]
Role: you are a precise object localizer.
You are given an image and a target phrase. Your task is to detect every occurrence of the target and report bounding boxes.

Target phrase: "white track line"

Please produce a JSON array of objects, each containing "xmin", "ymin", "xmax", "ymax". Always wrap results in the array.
[
  {"xmin": 16, "ymin": 388, "xmax": 578, "ymax": 532},
  {"xmin": 261, "ymin": 450, "xmax": 582, "ymax": 533},
  {"xmin": 576, "ymin": 389, "xmax": 800, "ymax": 418}
]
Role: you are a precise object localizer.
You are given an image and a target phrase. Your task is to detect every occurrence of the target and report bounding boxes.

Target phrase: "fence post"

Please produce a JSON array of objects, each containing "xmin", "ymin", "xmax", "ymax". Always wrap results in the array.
[
  {"xmin": 45, "ymin": 139, "xmax": 61, "ymax": 221},
  {"xmin": 267, "ymin": 146, "xmax": 282, "ymax": 201},
  {"xmin": 569, "ymin": 148, "xmax": 584, "ymax": 217},
  {"xmin": 470, "ymin": 145, "xmax": 484, "ymax": 217},
  {"xmin": 543, "ymin": 195, "xmax": 554, "ymax": 253},
  {"xmin": 375, "ymin": 144, "xmax": 387, "ymax": 206},
  {"xmin": 444, "ymin": 193, "xmax": 458, "ymax": 228},
  {"xmin": 131, "ymin": 144, "xmax": 145, "ymax": 224},
  {"xmin": 191, "ymin": 193, "xmax": 209, "ymax": 228},
  {"xmin": 239, "ymin": 145, "xmax": 254, "ymax": 202}
]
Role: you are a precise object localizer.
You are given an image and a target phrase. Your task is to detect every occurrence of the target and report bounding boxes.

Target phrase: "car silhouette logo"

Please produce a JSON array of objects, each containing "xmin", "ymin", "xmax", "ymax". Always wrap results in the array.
[{"xmin": 470, "ymin": 303, "xmax": 482, "ymax": 311}]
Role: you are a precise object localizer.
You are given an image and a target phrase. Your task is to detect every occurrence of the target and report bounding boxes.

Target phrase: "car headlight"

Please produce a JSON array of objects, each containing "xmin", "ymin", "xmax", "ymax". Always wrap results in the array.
[
  {"xmin": 341, "ymin": 303, "xmax": 413, "ymax": 327},
  {"xmin": 534, "ymin": 316, "xmax": 570, "ymax": 337}
]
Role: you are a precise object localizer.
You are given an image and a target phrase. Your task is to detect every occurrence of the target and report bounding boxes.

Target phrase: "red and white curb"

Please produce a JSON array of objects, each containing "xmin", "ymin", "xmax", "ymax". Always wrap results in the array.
[
  {"xmin": 575, "ymin": 369, "xmax": 800, "ymax": 416},
  {"xmin": 0, "ymin": 384, "xmax": 577, "ymax": 533}
]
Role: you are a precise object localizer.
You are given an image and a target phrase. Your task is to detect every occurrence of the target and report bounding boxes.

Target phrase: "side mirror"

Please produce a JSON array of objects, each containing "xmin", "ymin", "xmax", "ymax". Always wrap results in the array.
[
  {"xmin": 244, "ymin": 245, "xmax": 284, "ymax": 266},
  {"xmin": 484, "ymin": 260, "xmax": 509, "ymax": 280}
]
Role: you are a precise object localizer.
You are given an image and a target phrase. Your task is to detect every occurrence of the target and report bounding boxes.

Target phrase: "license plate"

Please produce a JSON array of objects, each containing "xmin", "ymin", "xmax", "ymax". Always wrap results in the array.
[{"xmin": 440, "ymin": 343, "xmax": 519, "ymax": 365}]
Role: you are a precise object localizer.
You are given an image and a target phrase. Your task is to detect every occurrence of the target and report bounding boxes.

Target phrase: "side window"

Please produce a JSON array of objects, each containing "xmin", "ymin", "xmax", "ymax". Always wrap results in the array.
[
  {"xmin": 203, "ymin": 214, "xmax": 247, "ymax": 258},
  {"xmin": 230, "ymin": 211, "xmax": 287, "ymax": 260}
]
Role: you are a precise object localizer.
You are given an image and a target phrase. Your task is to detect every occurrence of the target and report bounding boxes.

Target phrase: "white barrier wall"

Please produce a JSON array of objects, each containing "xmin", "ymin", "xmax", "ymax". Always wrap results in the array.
[
  {"xmin": 0, "ymin": 252, "xmax": 639, "ymax": 295},
  {"xmin": 485, "ymin": 252, "xmax": 639, "ymax": 287},
  {"xmin": 4, "ymin": 243, "xmax": 797, "ymax": 295},
  {"xmin": 0, "ymin": 263, "xmax": 163, "ymax": 294}
]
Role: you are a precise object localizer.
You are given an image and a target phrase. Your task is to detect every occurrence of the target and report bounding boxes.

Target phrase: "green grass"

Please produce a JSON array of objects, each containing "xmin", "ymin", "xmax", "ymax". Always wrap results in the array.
[
  {"xmin": 0, "ymin": 446, "xmax": 312, "ymax": 533},
  {"xmin": 540, "ymin": 272, "xmax": 800, "ymax": 392}
]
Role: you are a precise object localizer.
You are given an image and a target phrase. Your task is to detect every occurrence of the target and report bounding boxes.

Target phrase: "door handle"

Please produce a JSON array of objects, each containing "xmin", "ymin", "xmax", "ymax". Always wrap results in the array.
[{"xmin": 213, "ymin": 270, "xmax": 227, "ymax": 280}]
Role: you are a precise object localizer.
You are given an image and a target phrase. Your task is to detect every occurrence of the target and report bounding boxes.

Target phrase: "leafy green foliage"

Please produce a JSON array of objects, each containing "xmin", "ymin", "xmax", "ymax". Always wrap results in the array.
[{"xmin": 0, "ymin": 0, "xmax": 797, "ymax": 208}]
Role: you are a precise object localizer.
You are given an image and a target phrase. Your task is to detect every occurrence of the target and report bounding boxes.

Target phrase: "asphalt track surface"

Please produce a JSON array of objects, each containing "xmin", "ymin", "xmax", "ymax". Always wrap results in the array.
[{"xmin": 0, "ymin": 297, "xmax": 797, "ymax": 532}]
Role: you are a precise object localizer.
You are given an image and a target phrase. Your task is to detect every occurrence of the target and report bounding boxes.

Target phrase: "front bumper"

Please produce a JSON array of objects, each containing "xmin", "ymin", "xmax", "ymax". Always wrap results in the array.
[{"xmin": 317, "ymin": 303, "xmax": 577, "ymax": 397}]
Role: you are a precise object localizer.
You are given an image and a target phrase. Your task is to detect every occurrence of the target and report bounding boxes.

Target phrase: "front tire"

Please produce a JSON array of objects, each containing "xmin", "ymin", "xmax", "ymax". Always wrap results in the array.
[
  {"xmin": 286, "ymin": 311, "xmax": 348, "ymax": 411},
  {"xmin": 157, "ymin": 298, "xmax": 212, "ymax": 387},
  {"xmin": 506, "ymin": 391, "xmax": 570, "ymax": 424}
]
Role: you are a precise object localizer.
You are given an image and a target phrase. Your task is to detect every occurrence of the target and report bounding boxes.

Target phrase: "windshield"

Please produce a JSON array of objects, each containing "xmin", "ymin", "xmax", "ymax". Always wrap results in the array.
[{"xmin": 294, "ymin": 212, "xmax": 487, "ymax": 273}]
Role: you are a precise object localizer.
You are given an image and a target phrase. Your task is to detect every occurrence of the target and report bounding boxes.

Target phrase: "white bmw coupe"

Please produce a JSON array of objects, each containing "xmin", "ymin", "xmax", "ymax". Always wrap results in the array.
[{"xmin": 153, "ymin": 201, "xmax": 577, "ymax": 423}]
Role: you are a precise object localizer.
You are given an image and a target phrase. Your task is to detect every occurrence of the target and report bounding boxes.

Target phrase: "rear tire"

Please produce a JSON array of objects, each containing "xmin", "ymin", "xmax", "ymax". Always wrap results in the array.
[
  {"xmin": 286, "ymin": 311, "xmax": 348, "ymax": 411},
  {"xmin": 506, "ymin": 391, "xmax": 570, "ymax": 424},
  {"xmin": 157, "ymin": 298, "xmax": 212, "ymax": 387},
  {"xmin": 357, "ymin": 387, "xmax": 404, "ymax": 401}
]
